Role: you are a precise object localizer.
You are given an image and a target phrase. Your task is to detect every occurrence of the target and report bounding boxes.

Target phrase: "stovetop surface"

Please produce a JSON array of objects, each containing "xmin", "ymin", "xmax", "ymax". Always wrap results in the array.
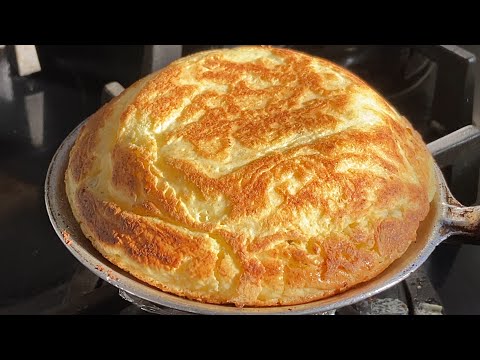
[{"xmin": 2, "ymin": 45, "xmax": 480, "ymax": 314}]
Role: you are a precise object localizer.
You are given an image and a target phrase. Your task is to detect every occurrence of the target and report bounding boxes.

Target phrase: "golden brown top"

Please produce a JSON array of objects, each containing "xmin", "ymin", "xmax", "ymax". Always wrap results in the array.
[{"xmin": 65, "ymin": 46, "xmax": 436, "ymax": 307}]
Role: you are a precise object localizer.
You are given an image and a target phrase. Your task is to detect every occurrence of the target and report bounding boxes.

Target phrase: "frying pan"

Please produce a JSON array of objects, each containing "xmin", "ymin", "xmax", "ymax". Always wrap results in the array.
[{"xmin": 45, "ymin": 119, "xmax": 480, "ymax": 315}]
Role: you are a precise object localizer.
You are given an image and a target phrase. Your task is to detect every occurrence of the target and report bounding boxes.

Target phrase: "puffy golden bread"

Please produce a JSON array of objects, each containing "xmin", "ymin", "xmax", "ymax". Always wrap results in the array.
[{"xmin": 65, "ymin": 46, "xmax": 436, "ymax": 307}]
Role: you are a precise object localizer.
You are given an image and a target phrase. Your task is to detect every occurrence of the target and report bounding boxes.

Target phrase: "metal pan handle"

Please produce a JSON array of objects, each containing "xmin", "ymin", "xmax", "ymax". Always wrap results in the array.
[
  {"xmin": 428, "ymin": 125, "xmax": 480, "ymax": 242},
  {"xmin": 442, "ymin": 199, "xmax": 480, "ymax": 239}
]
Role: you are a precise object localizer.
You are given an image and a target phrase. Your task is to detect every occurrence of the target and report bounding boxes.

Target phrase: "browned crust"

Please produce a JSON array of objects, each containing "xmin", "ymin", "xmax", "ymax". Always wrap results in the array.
[{"xmin": 65, "ymin": 46, "xmax": 436, "ymax": 307}]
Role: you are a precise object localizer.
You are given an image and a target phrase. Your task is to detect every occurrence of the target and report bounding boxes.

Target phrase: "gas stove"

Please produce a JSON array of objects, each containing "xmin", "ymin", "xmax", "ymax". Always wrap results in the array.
[{"xmin": 1, "ymin": 45, "xmax": 479, "ymax": 315}]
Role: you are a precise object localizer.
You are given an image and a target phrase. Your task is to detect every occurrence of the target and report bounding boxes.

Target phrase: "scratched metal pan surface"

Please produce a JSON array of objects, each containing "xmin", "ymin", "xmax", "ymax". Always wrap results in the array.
[{"xmin": 45, "ymin": 119, "xmax": 480, "ymax": 315}]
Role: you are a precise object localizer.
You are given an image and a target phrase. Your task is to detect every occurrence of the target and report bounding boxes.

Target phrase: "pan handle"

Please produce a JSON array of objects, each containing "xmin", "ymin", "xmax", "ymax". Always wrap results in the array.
[
  {"xmin": 427, "ymin": 125, "xmax": 480, "ymax": 242},
  {"xmin": 441, "ymin": 195, "xmax": 480, "ymax": 241},
  {"xmin": 443, "ymin": 203, "xmax": 480, "ymax": 236}
]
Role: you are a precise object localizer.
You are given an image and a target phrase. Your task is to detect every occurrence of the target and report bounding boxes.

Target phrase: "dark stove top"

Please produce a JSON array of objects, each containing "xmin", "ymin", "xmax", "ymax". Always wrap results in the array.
[{"xmin": 1, "ymin": 45, "xmax": 480, "ymax": 315}]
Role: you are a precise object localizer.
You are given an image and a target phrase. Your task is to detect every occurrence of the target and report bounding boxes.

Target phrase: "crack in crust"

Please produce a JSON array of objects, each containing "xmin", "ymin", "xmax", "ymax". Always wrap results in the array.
[{"xmin": 65, "ymin": 46, "xmax": 436, "ymax": 307}]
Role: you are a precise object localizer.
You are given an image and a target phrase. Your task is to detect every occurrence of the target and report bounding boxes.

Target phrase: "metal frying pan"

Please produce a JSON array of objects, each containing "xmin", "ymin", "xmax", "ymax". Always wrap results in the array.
[{"xmin": 45, "ymin": 119, "xmax": 480, "ymax": 315}]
